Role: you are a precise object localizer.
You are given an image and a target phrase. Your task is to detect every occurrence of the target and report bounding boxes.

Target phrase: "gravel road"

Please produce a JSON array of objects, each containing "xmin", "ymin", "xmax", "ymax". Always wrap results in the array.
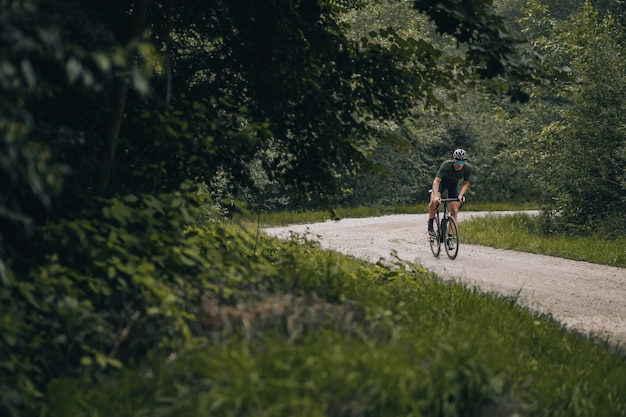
[{"xmin": 264, "ymin": 212, "xmax": 626, "ymax": 347}]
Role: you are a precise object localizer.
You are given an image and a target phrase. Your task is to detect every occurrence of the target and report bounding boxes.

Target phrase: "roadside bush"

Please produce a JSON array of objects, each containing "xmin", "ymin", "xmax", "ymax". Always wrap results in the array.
[
  {"xmin": 0, "ymin": 181, "xmax": 272, "ymax": 416},
  {"xmin": 0, "ymin": 182, "xmax": 368, "ymax": 417},
  {"xmin": 0, "ymin": 183, "xmax": 185, "ymax": 414}
]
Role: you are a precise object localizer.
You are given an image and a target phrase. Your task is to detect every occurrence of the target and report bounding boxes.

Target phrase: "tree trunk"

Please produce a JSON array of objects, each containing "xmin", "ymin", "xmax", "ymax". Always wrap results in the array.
[
  {"xmin": 164, "ymin": 0, "xmax": 174, "ymax": 106},
  {"xmin": 96, "ymin": 0, "xmax": 149, "ymax": 195}
]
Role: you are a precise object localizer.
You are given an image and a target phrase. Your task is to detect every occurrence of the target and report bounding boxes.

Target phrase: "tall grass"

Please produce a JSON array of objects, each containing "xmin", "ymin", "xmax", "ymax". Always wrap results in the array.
[
  {"xmin": 37, "ymin": 206, "xmax": 626, "ymax": 417},
  {"xmin": 44, "ymin": 225, "xmax": 626, "ymax": 417},
  {"xmin": 461, "ymin": 213, "xmax": 626, "ymax": 267}
]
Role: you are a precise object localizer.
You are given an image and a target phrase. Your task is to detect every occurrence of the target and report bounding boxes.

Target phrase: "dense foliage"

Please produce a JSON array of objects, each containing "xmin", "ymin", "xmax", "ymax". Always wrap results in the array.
[
  {"xmin": 0, "ymin": 0, "xmax": 540, "ymax": 244},
  {"xmin": 517, "ymin": 1, "xmax": 626, "ymax": 234}
]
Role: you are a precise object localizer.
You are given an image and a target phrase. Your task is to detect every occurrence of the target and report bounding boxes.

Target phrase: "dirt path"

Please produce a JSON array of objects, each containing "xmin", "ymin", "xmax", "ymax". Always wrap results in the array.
[{"xmin": 264, "ymin": 212, "xmax": 626, "ymax": 347}]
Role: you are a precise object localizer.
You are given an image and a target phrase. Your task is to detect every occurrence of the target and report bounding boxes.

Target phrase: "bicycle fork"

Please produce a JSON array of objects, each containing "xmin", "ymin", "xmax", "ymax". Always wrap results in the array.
[{"xmin": 440, "ymin": 217, "xmax": 448, "ymax": 243}]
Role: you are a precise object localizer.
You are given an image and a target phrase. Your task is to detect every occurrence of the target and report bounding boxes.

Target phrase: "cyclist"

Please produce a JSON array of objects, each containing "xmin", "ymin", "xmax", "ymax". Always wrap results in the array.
[{"xmin": 428, "ymin": 149, "xmax": 471, "ymax": 248}]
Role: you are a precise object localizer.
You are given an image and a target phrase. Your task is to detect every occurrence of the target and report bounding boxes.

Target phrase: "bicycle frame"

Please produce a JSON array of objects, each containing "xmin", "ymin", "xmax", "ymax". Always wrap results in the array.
[
  {"xmin": 437, "ymin": 199, "xmax": 459, "ymax": 237},
  {"xmin": 428, "ymin": 192, "xmax": 462, "ymax": 259}
]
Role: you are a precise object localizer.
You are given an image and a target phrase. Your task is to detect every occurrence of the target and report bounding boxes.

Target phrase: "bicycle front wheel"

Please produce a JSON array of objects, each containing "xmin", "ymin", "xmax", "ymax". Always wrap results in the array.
[
  {"xmin": 444, "ymin": 216, "xmax": 459, "ymax": 260},
  {"xmin": 429, "ymin": 218, "xmax": 441, "ymax": 257}
]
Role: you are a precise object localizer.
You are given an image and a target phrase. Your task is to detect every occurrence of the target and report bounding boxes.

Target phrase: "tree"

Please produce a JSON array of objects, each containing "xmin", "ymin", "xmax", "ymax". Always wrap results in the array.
[
  {"xmin": 1, "ymin": 1, "xmax": 545, "ymax": 414},
  {"xmin": 1, "ymin": 0, "xmax": 540, "ymax": 241},
  {"xmin": 521, "ymin": 1, "xmax": 626, "ymax": 233},
  {"xmin": 413, "ymin": 0, "xmax": 540, "ymax": 102}
]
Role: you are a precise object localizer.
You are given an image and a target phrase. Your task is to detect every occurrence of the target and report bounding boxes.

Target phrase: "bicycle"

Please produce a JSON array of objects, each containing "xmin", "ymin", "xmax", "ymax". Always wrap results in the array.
[{"xmin": 428, "ymin": 190, "xmax": 463, "ymax": 260}]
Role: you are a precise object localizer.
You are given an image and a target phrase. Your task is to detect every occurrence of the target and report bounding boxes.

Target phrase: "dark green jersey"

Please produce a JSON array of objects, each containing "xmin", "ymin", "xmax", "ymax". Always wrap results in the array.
[{"xmin": 436, "ymin": 160, "xmax": 471, "ymax": 183}]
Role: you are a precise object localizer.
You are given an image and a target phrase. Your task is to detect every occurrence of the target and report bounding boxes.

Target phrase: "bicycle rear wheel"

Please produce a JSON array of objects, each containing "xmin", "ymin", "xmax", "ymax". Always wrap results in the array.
[
  {"xmin": 444, "ymin": 216, "xmax": 459, "ymax": 260},
  {"xmin": 429, "ymin": 218, "xmax": 441, "ymax": 257}
]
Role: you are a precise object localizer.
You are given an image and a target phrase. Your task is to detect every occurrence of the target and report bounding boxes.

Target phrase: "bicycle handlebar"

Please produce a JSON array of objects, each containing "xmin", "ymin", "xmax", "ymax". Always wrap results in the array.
[
  {"xmin": 438, "ymin": 197, "xmax": 465, "ymax": 209},
  {"xmin": 428, "ymin": 190, "xmax": 465, "ymax": 207}
]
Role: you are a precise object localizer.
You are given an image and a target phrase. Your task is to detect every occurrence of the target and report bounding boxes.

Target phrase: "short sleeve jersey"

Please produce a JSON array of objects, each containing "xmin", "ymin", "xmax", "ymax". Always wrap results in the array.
[{"xmin": 436, "ymin": 160, "xmax": 471, "ymax": 183}]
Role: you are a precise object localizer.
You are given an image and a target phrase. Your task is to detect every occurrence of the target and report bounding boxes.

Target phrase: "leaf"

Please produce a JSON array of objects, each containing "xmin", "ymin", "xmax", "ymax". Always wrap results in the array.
[
  {"xmin": 123, "ymin": 194, "xmax": 139, "ymax": 204},
  {"xmin": 95, "ymin": 352, "xmax": 107, "ymax": 368},
  {"xmin": 146, "ymin": 307, "xmax": 161, "ymax": 315},
  {"xmin": 66, "ymin": 57, "xmax": 83, "ymax": 84}
]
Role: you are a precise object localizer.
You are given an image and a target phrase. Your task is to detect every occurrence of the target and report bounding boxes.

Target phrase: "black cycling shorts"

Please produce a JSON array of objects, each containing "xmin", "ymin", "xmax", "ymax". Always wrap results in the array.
[{"xmin": 438, "ymin": 181, "xmax": 460, "ymax": 199}]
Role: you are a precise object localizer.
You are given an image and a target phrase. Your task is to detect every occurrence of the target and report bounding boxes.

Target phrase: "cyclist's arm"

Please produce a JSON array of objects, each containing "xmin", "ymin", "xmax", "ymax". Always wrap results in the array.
[
  {"xmin": 458, "ymin": 180, "xmax": 469, "ymax": 202},
  {"xmin": 432, "ymin": 177, "xmax": 442, "ymax": 200}
]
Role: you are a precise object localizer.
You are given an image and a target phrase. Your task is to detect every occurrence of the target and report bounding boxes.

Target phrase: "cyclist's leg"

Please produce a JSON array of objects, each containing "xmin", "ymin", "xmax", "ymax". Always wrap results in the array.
[
  {"xmin": 428, "ymin": 185, "xmax": 445, "ymax": 233},
  {"xmin": 430, "ymin": 182, "xmax": 447, "ymax": 217},
  {"xmin": 447, "ymin": 182, "xmax": 461, "ymax": 222},
  {"xmin": 428, "ymin": 196, "xmax": 438, "ymax": 220}
]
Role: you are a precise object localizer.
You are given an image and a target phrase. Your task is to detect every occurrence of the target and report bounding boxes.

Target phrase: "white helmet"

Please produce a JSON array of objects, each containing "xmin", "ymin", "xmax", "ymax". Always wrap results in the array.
[{"xmin": 452, "ymin": 148, "xmax": 468, "ymax": 161}]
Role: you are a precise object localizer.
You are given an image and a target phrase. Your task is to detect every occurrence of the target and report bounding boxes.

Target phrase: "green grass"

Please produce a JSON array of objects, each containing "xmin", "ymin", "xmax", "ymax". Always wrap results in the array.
[
  {"xmin": 461, "ymin": 213, "xmax": 626, "ymax": 268},
  {"xmin": 46, "ymin": 236, "xmax": 626, "ymax": 417},
  {"xmin": 40, "ymin": 209, "xmax": 626, "ymax": 417}
]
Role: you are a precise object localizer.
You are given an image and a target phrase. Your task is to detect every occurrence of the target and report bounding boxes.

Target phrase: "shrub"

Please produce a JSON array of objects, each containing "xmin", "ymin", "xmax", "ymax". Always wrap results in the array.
[
  {"xmin": 0, "ymin": 182, "xmax": 238, "ymax": 415},
  {"xmin": 0, "ymin": 182, "xmax": 367, "ymax": 417}
]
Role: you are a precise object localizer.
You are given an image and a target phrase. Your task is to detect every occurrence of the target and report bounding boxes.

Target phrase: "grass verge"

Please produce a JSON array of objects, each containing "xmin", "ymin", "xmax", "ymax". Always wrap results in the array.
[
  {"xmin": 461, "ymin": 213, "xmax": 626, "ymax": 267},
  {"xmin": 32, "ymin": 201, "xmax": 625, "ymax": 417},
  {"xmin": 43, "ymin": 224, "xmax": 626, "ymax": 417}
]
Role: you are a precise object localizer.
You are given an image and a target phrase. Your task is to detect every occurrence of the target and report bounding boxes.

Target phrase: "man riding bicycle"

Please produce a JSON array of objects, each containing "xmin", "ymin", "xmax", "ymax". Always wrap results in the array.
[{"xmin": 428, "ymin": 149, "xmax": 471, "ymax": 247}]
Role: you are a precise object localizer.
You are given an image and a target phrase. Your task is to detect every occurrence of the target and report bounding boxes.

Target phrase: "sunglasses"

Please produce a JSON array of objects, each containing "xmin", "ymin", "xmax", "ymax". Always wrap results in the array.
[{"xmin": 455, "ymin": 160, "xmax": 466, "ymax": 165}]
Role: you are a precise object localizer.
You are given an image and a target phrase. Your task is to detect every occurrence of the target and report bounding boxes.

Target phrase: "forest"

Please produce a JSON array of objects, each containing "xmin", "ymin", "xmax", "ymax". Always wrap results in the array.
[{"xmin": 1, "ymin": 0, "xmax": 625, "ymax": 415}]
